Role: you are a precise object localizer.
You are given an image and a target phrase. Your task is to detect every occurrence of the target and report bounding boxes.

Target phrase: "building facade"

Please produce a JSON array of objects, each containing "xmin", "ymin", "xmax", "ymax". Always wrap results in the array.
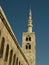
[{"xmin": 0, "ymin": 6, "xmax": 36, "ymax": 65}]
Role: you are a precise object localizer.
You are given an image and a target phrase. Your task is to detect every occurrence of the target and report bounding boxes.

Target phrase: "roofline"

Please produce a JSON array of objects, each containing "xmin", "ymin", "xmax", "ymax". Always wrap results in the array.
[{"xmin": 0, "ymin": 6, "xmax": 29, "ymax": 65}]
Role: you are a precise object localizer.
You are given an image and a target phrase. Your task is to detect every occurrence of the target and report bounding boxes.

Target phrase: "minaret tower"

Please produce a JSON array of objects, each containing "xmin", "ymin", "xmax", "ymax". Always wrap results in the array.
[
  {"xmin": 22, "ymin": 8, "xmax": 36, "ymax": 65},
  {"xmin": 27, "ymin": 8, "xmax": 33, "ymax": 32}
]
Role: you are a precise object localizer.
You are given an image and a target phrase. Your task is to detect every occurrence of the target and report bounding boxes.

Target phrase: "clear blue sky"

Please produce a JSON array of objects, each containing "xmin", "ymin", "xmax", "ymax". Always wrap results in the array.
[{"xmin": 0, "ymin": 0, "xmax": 49, "ymax": 65}]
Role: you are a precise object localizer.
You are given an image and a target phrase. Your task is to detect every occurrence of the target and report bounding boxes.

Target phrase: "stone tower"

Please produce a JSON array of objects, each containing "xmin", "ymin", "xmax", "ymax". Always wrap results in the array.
[{"xmin": 22, "ymin": 8, "xmax": 36, "ymax": 65}]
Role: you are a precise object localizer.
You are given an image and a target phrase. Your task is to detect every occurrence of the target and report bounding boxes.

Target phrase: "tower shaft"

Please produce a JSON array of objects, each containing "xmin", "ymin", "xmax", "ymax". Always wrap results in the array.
[{"xmin": 22, "ymin": 8, "xmax": 36, "ymax": 65}]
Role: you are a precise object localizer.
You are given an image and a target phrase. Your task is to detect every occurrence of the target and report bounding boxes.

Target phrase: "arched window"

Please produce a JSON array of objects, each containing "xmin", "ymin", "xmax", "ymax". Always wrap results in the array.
[
  {"xmin": 29, "ymin": 45, "xmax": 31, "ymax": 49},
  {"xmin": 26, "ymin": 43, "xmax": 31, "ymax": 49},
  {"xmin": 13, "ymin": 54, "xmax": 16, "ymax": 65},
  {"xmin": 21, "ymin": 64, "xmax": 23, "ymax": 65},
  {"xmin": 29, "ymin": 37, "xmax": 31, "ymax": 41},
  {"xmin": 9, "ymin": 49, "xmax": 13, "ymax": 65},
  {"xmin": 16, "ymin": 57, "xmax": 18, "ymax": 65},
  {"xmin": 0, "ymin": 30, "xmax": 1, "ymax": 36},
  {"xmin": 26, "ymin": 36, "xmax": 31, "ymax": 41},
  {"xmin": 26, "ymin": 37, "xmax": 28, "ymax": 41},
  {"xmin": 4, "ymin": 44, "xmax": 9, "ymax": 62},
  {"xmin": 19, "ymin": 61, "xmax": 20, "ymax": 65},
  {"xmin": 26, "ymin": 45, "xmax": 28, "ymax": 49},
  {"xmin": 0, "ymin": 37, "xmax": 5, "ymax": 58}
]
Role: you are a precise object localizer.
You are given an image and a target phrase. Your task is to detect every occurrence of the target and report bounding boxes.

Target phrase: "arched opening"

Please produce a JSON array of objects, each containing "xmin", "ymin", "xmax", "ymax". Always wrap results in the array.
[
  {"xmin": 13, "ymin": 54, "xmax": 16, "ymax": 65},
  {"xmin": 26, "ymin": 36, "xmax": 31, "ymax": 41},
  {"xmin": 9, "ymin": 49, "xmax": 13, "ymax": 65},
  {"xmin": 26, "ymin": 45, "xmax": 28, "ymax": 49},
  {"xmin": 29, "ymin": 37, "xmax": 31, "ymax": 41},
  {"xmin": 29, "ymin": 44, "xmax": 31, "ymax": 49},
  {"xmin": 0, "ymin": 37, "xmax": 5, "ymax": 58},
  {"xmin": 19, "ymin": 61, "xmax": 20, "ymax": 65},
  {"xmin": 26, "ymin": 43, "xmax": 31, "ymax": 49},
  {"xmin": 0, "ymin": 30, "xmax": 1, "ymax": 36},
  {"xmin": 16, "ymin": 57, "xmax": 18, "ymax": 65},
  {"xmin": 4, "ymin": 44, "xmax": 9, "ymax": 62},
  {"xmin": 26, "ymin": 37, "xmax": 28, "ymax": 41}
]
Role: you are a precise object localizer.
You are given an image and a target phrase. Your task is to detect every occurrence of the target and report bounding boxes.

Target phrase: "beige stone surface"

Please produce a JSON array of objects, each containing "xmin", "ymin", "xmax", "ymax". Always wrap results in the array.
[
  {"xmin": 22, "ymin": 8, "xmax": 36, "ymax": 65},
  {"xmin": 22, "ymin": 32, "xmax": 36, "ymax": 65},
  {"xmin": 0, "ymin": 6, "xmax": 29, "ymax": 65},
  {"xmin": 0, "ymin": 6, "xmax": 36, "ymax": 65}
]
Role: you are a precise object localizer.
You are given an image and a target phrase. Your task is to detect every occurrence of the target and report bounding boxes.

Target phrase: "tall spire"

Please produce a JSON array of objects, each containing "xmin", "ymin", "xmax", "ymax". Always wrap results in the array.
[
  {"xmin": 27, "ymin": 8, "xmax": 33, "ymax": 33},
  {"xmin": 28, "ymin": 8, "xmax": 32, "ymax": 22}
]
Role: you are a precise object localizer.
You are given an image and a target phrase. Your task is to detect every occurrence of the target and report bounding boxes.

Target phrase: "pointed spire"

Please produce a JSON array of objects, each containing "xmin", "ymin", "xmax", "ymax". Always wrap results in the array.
[
  {"xmin": 29, "ymin": 8, "xmax": 32, "ymax": 16},
  {"xmin": 27, "ymin": 8, "xmax": 33, "ymax": 33},
  {"xmin": 28, "ymin": 8, "xmax": 32, "ymax": 20}
]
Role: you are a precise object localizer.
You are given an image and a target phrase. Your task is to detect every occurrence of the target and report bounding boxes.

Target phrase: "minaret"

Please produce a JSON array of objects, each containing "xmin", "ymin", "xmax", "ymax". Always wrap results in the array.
[
  {"xmin": 22, "ymin": 8, "xmax": 36, "ymax": 65},
  {"xmin": 27, "ymin": 8, "xmax": 33, "ymax": 32}
]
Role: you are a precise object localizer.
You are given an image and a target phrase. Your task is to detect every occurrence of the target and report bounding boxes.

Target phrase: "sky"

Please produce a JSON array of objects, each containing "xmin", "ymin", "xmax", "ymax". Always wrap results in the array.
[{"xmin": 0, "ymin": 0, "xmax": 49, "ymax": 65}]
